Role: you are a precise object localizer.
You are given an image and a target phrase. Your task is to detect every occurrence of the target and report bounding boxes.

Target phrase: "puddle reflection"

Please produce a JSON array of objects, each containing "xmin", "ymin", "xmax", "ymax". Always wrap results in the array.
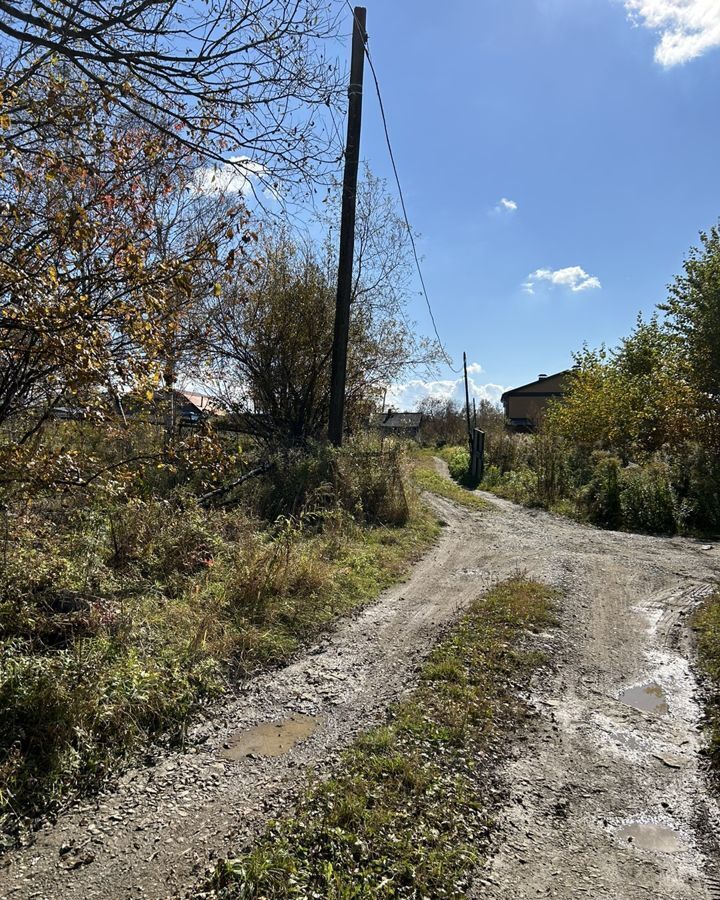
[
  {"xmin": 619, "ymin": 682, "xmax": 669, "ymax": 716},
  {"xmin": 221, "ymin": 715, "xmax": 319, "ymax": 760},
  {"xmin": 616, "ymin": 822, "xmax": 684, "ymax": 854}
]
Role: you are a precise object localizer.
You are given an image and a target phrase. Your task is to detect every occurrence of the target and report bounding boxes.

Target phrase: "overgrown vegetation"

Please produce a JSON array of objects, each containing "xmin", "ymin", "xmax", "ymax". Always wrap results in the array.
[
  {"xmin": 0, "ymin": 0, "xmax": 451, "ymax": 847},
  {"xmin": 694, "ymin": 593, "xmax": 720, "ymax": 768},
  {"xmin": 455, "ymin": 226, "xmax": 720, "ymax": 536},
  {"xmin": 417, "ymin": 397, "xmax": 504, "ymax": 449},
  {"xmin": 411, "ymin": 449, "xmax": 488, "ymax": 510},
  {"xmin": 203, "ymin": 578, "xmax": 557, "ymax": 899},
  {"xmin": 0, "ymin": 436, "xmax": 438, "ymax": 846}
]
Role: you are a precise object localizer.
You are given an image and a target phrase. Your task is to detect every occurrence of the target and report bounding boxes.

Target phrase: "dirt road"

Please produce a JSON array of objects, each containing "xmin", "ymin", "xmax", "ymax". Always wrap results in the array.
[
  {"xmin": 2, "ymin": 472, "xmax": 720, "ymax": 899},
  {"xmin": 472, "ymin": 491, "xmax": 720, "ymax": 900}
]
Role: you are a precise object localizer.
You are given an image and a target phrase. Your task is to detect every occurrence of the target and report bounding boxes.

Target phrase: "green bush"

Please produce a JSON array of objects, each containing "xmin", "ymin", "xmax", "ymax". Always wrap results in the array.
[
  {"xmin": 494, "ymin": 466, "xmax": 541, "ymax": 507},
  {"xmin": 619, "ymin": 462, "xmax": 676, "ymax": 534},
  {"xmin": 563, "ymin": 445, "xmax": 595, "ymax": 495},
  {"xmin": 581, "ymin": 453, "xmax": 622, "ymax": 529},
  {"xmin": 485, "ymin": 432, "xmax": 530, "ymax": 474},
  {"xmin": 581, "ymin": 454, "xmax": 676, "ymax": 534},
  {"xmin": 669, "ymin": 443, "xmax": 720, "ymax": 534},
  {"xmin": 446, "ymin": 446, "xmax": 473, "ymax": 486},
  {"xmin": 481, "ymin": 465, "xmax": 502, "ymax": 488},
  {"xmin": 435, "ymin": 444, "xmax": 482, "ymax": 489}
]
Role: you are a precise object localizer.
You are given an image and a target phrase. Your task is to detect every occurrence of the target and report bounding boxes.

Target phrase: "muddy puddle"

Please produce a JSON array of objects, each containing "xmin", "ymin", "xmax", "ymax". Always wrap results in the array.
[
  {"xmin": 619, "ymin": 681, "xmax": 669, "ymax": 716},
  {"xmin": 615, "ymin": 821, "xmax": 685, "ymax": 854},
  {"xmin": 221, "ymin": 715, "xmax": 319, "ymax": 761}
]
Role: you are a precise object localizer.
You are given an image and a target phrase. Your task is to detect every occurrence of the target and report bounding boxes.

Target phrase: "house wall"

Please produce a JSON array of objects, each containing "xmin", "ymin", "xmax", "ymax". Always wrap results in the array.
[{"xmin": 504, "ymin": 372, "xmax": 568, "ymax": 426}]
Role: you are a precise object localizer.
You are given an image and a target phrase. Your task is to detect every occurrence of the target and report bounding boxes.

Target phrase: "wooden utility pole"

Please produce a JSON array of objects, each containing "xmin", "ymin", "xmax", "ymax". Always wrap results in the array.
[{"xmin": 328, "ymin": 6, "xmax": 367, "ymax": 447}]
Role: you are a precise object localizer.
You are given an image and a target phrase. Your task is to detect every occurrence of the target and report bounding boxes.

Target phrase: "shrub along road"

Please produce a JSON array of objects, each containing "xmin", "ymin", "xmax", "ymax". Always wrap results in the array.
[{"xmin": 2, "ymin": 465, "xmax": 720, "ymax": 899}]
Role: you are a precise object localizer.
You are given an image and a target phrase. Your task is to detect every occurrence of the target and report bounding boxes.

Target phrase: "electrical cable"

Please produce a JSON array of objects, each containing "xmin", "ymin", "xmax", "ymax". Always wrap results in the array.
[{"xmin": 344, "ymin": 1, "xmax": 460, "ymax": 373}]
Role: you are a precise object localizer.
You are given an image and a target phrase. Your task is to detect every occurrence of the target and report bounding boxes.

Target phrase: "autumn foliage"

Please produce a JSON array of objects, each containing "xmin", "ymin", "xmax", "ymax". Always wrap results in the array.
[{"xmin": 483, "ymin": 229, "xmax": 720, "ymax": 535}]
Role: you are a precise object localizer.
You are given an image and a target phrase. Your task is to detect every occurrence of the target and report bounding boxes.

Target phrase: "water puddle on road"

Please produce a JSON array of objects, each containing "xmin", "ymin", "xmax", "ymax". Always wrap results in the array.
[
  {"xmin": 619, "ymin": 681, "xmax": 669, "ymax": 716},
  {"xmin": 220, "ymin": 715, "xmax": 319, "ymax": 761},
  {"xmin": 616, "ymin": 822, "xmax": 685, "ymax": 854}
]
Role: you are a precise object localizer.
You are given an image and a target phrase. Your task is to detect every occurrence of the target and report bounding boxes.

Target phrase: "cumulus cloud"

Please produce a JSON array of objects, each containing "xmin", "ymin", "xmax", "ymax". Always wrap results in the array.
[
  {"xmin": 624, "ymin": 0, "xmax": 720, "ymax": 66},
  {"xmin": 191, "ymin": 156, "xmax": 275, "ymax": 198},
  {"xmin": 385, "ymin": 367, "xmax": 507, "ymax": 411},
  {"xmin": 523, "ymin": 265, "xmax": 601, "ymax": 295},
  {"xmin": 494, "ymin": 197, "xmax": 518, "ymax": 214}
]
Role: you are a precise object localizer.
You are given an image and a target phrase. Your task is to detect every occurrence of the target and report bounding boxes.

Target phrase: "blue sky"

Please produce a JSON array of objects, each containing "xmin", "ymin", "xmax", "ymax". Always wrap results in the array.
[{"xmin": 345, "ymin": 0, "xmax": 720, "ymax": 409}]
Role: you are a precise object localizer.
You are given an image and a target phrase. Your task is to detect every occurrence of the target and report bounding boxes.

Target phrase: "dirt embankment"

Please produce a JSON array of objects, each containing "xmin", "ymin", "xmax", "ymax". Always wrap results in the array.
[{"xmin": 2, "ymin": 471, "xmax": 720, "ymax": 900}]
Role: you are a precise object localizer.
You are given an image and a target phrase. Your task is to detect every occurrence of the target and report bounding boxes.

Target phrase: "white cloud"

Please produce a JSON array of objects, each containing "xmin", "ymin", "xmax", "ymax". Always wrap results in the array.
[
  {"xmin": 191, "ymin": 156, "xmax": 274, "ymax": 198},
  {"xmin": 624, "ymin": 1, "xmax": 720, "ymax": 66},
  {"xmin": 523, "ymin": 265, "xmax": 601, "ymax": 294},
  {"xmin": 385, "ymin": 367, "xmax": 507, "ymax": 411},
  {"xmin": 494, "ymin": 197, "xmax": 518, "ymax": 214}
]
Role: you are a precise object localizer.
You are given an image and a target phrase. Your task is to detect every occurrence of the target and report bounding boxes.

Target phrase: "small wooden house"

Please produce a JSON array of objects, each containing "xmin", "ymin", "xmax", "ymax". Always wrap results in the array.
[
  {"xmin": 121, "ymin": 389, "xmax": 226, "ymax": 429},
  {"xmin": 369, "ymin": 410, "xmax": 424, "ymax": 441},
  {"xmin": 501, "ymin": 371, "xmax": 569, "ymax": 432}
]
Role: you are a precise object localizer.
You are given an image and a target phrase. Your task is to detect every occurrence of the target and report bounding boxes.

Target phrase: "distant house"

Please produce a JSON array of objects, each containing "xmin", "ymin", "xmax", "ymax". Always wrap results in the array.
[
  {"xmin": 501, "ymin": 371, "xmax": 570, "ymax": 432},
  {"xmin": 172, "ymin": 390, "xmax": 226, "ymax": 424},
  {"xmin": 121, "ymin": 389, "xmax": 226, "ymax": 429},
  {"xmin": 369, "ymin": 410, "xmax": 424, "ymax": 441},
  {"xmin": 49, "ymin": 406, "xmax": 87, "ymax": 422}
]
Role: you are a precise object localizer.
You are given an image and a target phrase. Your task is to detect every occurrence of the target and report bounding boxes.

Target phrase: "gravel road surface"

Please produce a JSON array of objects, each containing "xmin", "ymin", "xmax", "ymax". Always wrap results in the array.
[{"xmin": 2, "ymin": 469, "xmax": 719, "ymax": 900}]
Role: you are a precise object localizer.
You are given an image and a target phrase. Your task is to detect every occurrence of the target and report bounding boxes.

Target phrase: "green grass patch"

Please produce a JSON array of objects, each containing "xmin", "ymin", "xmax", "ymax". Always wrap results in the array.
[
  {"xmin": 411, "ymin": 450, "xmax": 488, "ymax": 511},
  {"xmin": 694, "ymin": 592, "xmax": 720, "ymax": 767},
  {"xmin": 435, "ymin": 444, "xmax": 481, "ymax": 488},
  {"xmin": 0, "ymin": 489, "xmax": 438, "ymax": 845},
  {"xmin": 204, "ymin": 577, "xmax": 557, "ymax": 899}
]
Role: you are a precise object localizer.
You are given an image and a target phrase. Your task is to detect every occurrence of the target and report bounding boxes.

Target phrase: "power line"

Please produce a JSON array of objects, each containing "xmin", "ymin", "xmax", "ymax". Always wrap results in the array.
[{"xmin": 344, "ymin": 2, "xmax": 460, "ymax": 373}]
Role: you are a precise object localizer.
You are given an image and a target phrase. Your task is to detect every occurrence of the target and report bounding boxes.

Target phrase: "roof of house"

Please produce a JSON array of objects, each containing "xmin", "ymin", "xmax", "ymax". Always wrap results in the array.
[
  {"xmin": 369, "ymin": 411, "xmax": 423, "ymax": 430},
  {"xmin": 177, "ymin": 390, "xmax": 226, "ymax": 417},
  {"xmin": 501, "ymin": 370, "xmax": 571, "ymax": 401}
]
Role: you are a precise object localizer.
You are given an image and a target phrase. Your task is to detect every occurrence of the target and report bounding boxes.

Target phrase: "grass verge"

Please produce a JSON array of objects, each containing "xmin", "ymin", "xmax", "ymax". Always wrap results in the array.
[
  {"xmin": 411, "ymin": 449, "xmax": 488, "ymax": 511},
  {"xmin": 694, "ymin": 592, "xmax": 720, "ymax": 766},
  {"xmin": 203, "ymin": 577, "xmax": 557, "ymax": 899}
]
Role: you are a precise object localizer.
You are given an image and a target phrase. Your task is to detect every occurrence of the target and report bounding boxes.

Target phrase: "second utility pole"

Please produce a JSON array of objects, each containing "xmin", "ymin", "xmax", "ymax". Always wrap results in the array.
[
  {"xmin": 463, "ymin": 351, "xmax": 472, "ymax": 445},
  {"xmin": 328, "ymin": 6, "xmax": 367, "ymax": 447}
]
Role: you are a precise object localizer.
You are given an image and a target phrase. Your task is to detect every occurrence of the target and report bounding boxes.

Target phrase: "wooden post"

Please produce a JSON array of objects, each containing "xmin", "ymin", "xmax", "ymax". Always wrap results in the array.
[{"xmin": 328, "ymin": 7, "xmax": 367, "ymax": 447}]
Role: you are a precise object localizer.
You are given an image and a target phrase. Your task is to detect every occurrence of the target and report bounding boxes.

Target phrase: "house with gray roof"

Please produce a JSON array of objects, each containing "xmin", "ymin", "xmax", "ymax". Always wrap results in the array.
[{"xmin": 368, "ymin": 410, "xmax": 424, "ymax": 441}]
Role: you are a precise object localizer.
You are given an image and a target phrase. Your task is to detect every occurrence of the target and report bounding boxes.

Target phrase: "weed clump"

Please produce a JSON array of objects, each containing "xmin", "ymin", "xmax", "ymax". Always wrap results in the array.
[
  {"xmin": 251, "ymin": 441, "xmax": 410, "ymax": 526},
  {"xmin": 0, "ymin": 440, "xmax": 437, "ymax": 844},
  {"xmin": 694, "ymin": 594, "xmax": 720, "ymax": 768}
]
